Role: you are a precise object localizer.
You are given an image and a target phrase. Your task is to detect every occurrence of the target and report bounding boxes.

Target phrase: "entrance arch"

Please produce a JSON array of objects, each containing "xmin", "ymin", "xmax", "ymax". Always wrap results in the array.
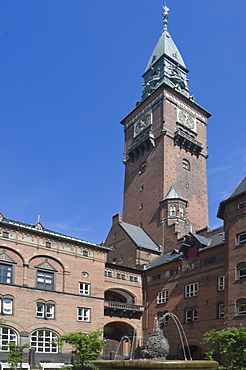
[{"xmin": 103, "ymin": 321, "xmax": 135, "ymax": 359}]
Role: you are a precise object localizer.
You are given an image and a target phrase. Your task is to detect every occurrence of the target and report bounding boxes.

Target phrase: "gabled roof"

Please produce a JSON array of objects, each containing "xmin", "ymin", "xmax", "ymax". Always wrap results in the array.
[
  {"xmin": 162, "ymin": 185, "xmax": 186, "ymax": 202},
  {"xmin": 217, "ymin": 176, "xmax": 246, "ymax": 219},
  {"xmin": 145, "ymin": 230, "xmax": 225, "ymax": 270},
  {"xmin": 119, "ymin": 222, "xmax": 161, "ymax": 253},
  {"xmin": 228, "ymin": 176, "xmax": 246, "ymax": 199}
]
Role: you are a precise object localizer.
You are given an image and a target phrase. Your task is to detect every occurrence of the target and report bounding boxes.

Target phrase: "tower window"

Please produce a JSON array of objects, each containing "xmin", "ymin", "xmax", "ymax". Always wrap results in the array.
[
  {"xmin": 170, "ymin": 205, "xmax": 176, "ymax": 216},
  {"xmin": 140, "ymin": 163, "xmax": 146, "ymax": 174},
  {"xmin": 236, "ymin": 298, "xmax": 246, "ymax": 316},
  {"xmin": 182, "ymin": 159, "xmax": 190, "ymax": 171},
  {"xmin": 179, "ymin": 207, "xmax": 184, "ymax": 218},
  {"xmin": 237, "ymin": 233, "xmax": 246, "ymax": 245},
  {"xmin": 237, "ymin": 201, "xmax": 244, "ymax": 210}
]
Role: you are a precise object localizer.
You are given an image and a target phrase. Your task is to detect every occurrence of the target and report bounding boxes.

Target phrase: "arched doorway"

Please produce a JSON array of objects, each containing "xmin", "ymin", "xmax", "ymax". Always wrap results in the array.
[
  {"xmin": 179, "ymin": 344, "xmax": 202, "ymax": 360},
  {"xmin": 103, "ymin": 322, "xmax": 135, "ymax": 359}
]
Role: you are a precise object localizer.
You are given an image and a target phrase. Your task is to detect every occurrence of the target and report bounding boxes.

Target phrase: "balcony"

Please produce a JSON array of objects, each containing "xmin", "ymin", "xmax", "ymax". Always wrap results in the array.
[{"xmin": 104, "ymin": 300, "xmax": 145, "ymax": 319}]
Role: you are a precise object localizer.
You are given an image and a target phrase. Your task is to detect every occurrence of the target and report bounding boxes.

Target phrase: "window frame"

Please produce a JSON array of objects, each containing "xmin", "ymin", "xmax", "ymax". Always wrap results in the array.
[
  {"xmin": 218, "ymin": 302, "xmax": 224, "ymax": 319},
  {"xmin": 36, "ymin": 270, "xmax": 54, "ymax": 291},
  {"xmin": 79, "ymin": 282, "xmax": 90, "ymax": 295},
  {"xmin": 170, "ymin": 205, "xmax": 176, "ymax": 217},
  {"xmin": 182, "ymin": 159, "xmax": 190, "ymax": 171},
  {"xmin": 77, "ymin": 307, "xmax": 90, "ymax": 322},
  {"xmin": 237, "ymin": 299, "xmax": 246, "ymax": 316},
  {"xmin": 30, "ymin": 329, "xmax": 58, "ymax": 353},
  {"xmin": 185, "ymin": 282, "xmax": 199, "ymax": 298},
  {"xmin": 157, "ymin": 290, "xmax": 169, "ymax": 304},
  {"xmin": 36, "ymin": 301, "xmax": 55, "ymax": 319},
  {"xmin": 238, "ymin": 233, "xmax": 246, "ymax": 245},
  {"xmin": 237, "ymin": 201, "xmax": 244, "ymax": 210},
  {"xmin": 0, "ymin": 263, "xmax": 13, "ymax": 284},
  {"xmin": 0, "ymin": 326, "xmax": 17, "ymax": 351},
  {"xmin": 218, "ymin": 276, "xmax": 225, "ymax": 291},
  {"xmin": 185, "ymin": 308, "xmax": 198, "ymax": 323}
]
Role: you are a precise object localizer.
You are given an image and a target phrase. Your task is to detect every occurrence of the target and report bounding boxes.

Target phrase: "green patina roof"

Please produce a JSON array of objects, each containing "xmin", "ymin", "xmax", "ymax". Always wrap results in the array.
[
  {"xmin": 144, "ymin": 27, "xmax": 186, "ymax": 74},
  {"xmin": 163, "ymin": 185, "xmax": 185, "ymax": 201}
]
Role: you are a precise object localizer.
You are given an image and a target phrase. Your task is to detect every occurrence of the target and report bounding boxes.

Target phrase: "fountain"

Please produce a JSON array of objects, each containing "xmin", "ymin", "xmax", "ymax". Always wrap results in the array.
[{"xmin": 92, "ymin": 312, "xmax": 219, "ymax": 370}]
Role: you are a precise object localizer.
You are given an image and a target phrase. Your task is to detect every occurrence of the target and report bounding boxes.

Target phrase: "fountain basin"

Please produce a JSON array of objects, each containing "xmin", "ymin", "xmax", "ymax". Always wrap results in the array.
[{"xmin": 92, "ymin": 360, "xmax": 219, "ymax": 370}]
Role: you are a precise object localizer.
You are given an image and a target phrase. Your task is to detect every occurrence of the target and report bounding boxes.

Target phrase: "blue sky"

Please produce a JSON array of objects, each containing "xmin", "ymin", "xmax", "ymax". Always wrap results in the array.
[{"xmin": 0, "ymin": 0, "xmax": 246, "ymax": 244}]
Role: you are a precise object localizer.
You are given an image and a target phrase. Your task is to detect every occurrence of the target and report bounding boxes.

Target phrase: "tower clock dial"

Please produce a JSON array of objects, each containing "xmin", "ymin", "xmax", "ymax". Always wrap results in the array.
[
  {"xmin": 134, "ymin": 110, "xmax": 152, "ymax": 137},
  {"xmin": 177, "ymin": 108, "xmax": 196, "ymax": 132}
]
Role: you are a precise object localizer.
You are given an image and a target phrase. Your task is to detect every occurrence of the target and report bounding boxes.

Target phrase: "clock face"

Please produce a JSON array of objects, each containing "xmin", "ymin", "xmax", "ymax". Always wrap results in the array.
[
  {"xmin": 134, "ymin": 111, "xmax": 152, "ymax": 136},
  {"xmin": 177, "ymin": 109, "xmax": 196, "ymax": 131}
]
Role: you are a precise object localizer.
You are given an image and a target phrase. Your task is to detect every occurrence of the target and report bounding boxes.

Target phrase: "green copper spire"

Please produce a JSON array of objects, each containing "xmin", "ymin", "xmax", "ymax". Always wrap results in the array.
[{"xmin": 141, "ymin": 5, "xmax": 190, "ymax": 101}]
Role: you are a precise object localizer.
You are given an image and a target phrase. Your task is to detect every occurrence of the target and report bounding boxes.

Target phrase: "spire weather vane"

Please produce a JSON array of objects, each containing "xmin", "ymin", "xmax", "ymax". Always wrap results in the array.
[{"xmin": 162, "ymin": 4, "xmax": 170, "ymax": 21}]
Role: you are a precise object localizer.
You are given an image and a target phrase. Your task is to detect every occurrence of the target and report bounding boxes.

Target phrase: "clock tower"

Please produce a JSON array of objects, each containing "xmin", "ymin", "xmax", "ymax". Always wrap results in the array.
[{"xmin": 121, "ymin": 7, "xmax": 211, "ymax": 252}]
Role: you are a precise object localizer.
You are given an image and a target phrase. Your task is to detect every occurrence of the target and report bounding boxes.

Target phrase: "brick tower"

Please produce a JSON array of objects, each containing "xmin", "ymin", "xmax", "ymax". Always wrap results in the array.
[{"xmin": 121, "ymin": 7, "xmax": 211, "ymax": 252}]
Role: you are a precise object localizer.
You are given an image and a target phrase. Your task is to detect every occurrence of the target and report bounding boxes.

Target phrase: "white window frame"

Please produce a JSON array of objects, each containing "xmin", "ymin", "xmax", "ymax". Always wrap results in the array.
[
  {"xmin": 238, "ymin": 267, "xmax": 246, "ymax": 280},
  {"xmin": 79, "ymin": 282, "xmax": 90, "ymax": 295},
  {"xmin": 157, "ymin": 290, "xmax": 169, "ymax": 304},
  {"xmin": 36, "ymin": 302, "xmax": 55, "ymax": 319},
  {"xmin": 185, "ymin": 308, "xmax": 198, "ymax": 323},
  {"xmin": 238, "ymin": 233, "xmax": 246, "ymax": 245},
  {"xmin": 237, "ymin": 303, "xmax": 246, "ymax": 316},
  {"xmin": 185, "ymin": 282, "xmax": 199, "ymax": 298},
  {"xmin": 0, "ymin": 327, "xmax": 17, "ymax": 351},
  {"xmin": 170, "ymin": 205, "xmax": 176, "ymax": 216},
  {"xmin": 0, "ymin": 297, "xmax": 13, "ymax": 315},
  {"xmin": 77, "ymin": 307, "xmax": 90, "ymax": 322},
  {"xmin": 218, "ymin": 303, "xmax": 224, "ymax": 318},
  {"xmin": 30, "ymin": 329, "xmax": 58, "ymax": 353},
  {"xmin": 237, "ymin": 201, "xmax": 244, "ymax": 210},
  {"xmin": 179, "ymin": 207, "xmax": 184, "ymax": 218},
  {"xmin": 218, "ymin": 276, "xmax": 225, "ymax": 291}
]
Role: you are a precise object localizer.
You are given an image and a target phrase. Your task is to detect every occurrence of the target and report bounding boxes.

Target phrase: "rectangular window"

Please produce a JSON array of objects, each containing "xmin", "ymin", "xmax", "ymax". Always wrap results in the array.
[
  {"xmin": 238, "ymin": 233, "xmax": 246, "ymax": 245},
  {"xmin": 237, "ymin": 201, "xmax": 244, "ymax": 210},
  {"xmin": 238, "ymin": 268, "xmax": 246, "ymax": 280},
  {"xmin": 45, "ymin": 242, "xmax": 51, "ymax": 248},
  {"xmin": 1, "ymin": 298, "xmax": 13, "ymax": 315},
  {"xmin": 37, "ymin": 271, "xmax": 54, "ymax": 290},
  {"xmin": 36, "ymin": 302, "xmax": 54, "ymax": 319},
  {"xmin": 218, "ymin": 276, "xmax": 225, "ymax": 291},
  {"xmin": 157, "ymin": 290, "xmax": 169, "ymax": 304},
  {"xmin": 218, "ymin": 303, "xmax": 224, "ymax": 319},
  {"xmin": 185, "ymin": 308, "xmax": 198, "ymax": 323},
  {"xmin": 46, "ymin": 304, "xmax": 54, "ymax": 319},
  {"xmin": 0, "ymin": 264, "xmax": 12, "ymax": 284},
  {"xmin": 117, "ymin": 273, "xmax": 121, "ymax": 279},
  {"xmin": 238, "ymin": 304, "xmax": 246, "ymax": 316},
  {"xmin": 205, "ymin": 257, "xmax": 215, "ymax": 265},
  {"xmin": 77, "ymin": 307, "xmax": 90, "ymax": 322},
  {"xmin": 79, "ymin": 282, "xmax": 90, "ymax": 295},
  {"xmin": 36, "ymin": 303, "xmax": 45, "ymax": 317},
  {"xmin": 185, "ymin": 282, "xmax": 199, "ymax": 298},
  {"xmin": 83, "ymin": 250, "xmax": 88, "ymax": 257},
  {"xmin": 2, "ymin": 232, "xmax": 9, "ymax": 238}
]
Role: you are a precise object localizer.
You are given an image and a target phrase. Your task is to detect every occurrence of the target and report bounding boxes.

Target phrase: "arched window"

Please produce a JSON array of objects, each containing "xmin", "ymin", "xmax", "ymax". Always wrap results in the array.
[
  {"xmin": 30, "ymin": 329, "xmax": 58, "ymax": 353},
  {"xmin": 179, "ymin": 206, "xmax": 184, "ymax": 218},
  {"xmin": 170, "ymin": 205, "xmax": 176, "ymax": 216},
  {"xmin": 0, "ymin": 326, "xmax": 18, "ymax": 351},
  {"xmin": 182, "ymin": 159, "xmax": 190, "ymax": 171},
  {"xmin": 236, "ymin": 298, "xmax": 246, "ymax": 316},
  {"xmin": 236, "ymin": 262, "xmax": 246, "ymax": 280},
  {"xmin": 217, "ymin": 301, "xmax": 224, "ymax": 319}
]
